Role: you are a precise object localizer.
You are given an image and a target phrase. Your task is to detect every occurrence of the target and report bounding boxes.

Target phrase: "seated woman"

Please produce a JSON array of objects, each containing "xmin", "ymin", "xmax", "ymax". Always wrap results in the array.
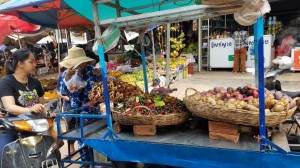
[{"xmin": 0, "ymin": 49, "xmax": 46, "ymax": 165}]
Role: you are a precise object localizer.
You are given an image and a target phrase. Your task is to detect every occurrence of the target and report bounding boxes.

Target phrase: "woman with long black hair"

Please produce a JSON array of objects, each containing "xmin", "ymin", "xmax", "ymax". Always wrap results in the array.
[{"xmin": 0, "ymin": 49, "xmax": 45, "ymax": 165}]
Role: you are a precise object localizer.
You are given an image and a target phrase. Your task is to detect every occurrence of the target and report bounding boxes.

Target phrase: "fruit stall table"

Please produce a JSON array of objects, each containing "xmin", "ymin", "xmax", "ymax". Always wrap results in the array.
[{"xmin": 56, "ymin": 0, "xmax": 300, "ymax": 168}]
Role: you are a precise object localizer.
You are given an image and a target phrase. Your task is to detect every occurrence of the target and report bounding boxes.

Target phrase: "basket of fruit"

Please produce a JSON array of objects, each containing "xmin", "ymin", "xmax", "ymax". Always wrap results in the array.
[
  {"xmin": 88, "ymin": 78, "xmax": 143, "ymax": 103},
  {"xmin": 112, "ymin": 94, "xmax": 190, "ymax": 126},
  {"xmin": 183, "ymin": 86, "xmax": 299, "ymax": 126}
]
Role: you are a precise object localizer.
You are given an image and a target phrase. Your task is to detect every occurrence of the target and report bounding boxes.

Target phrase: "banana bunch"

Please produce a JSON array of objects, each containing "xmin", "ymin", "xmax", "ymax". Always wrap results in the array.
[{"xmin": 170, "ymin": 32, "xmax": 186, "ymax": 58}]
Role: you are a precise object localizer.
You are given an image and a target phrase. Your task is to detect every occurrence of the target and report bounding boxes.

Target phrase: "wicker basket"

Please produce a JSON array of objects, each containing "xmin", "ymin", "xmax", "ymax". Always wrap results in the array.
[
  {"xmin": 112, "ymin": 106, "xmax": 189, "ymax": 126},
  {"xmin": 183, "ymin": 88, "xmax": 298, "ymax": 127}
]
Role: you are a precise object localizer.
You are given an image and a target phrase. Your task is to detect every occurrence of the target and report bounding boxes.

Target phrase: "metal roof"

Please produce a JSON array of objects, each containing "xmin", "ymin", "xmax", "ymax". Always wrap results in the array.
[{"xmin": 64, "ymin": 0, "xmax": 243, "ymax": 29}]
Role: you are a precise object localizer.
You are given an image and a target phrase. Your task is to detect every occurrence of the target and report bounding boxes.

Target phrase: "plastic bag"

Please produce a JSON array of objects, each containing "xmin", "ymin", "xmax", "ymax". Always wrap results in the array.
[
  {"xmin": 273, "ymin": 56, "xmax": 293, "ymax": 70},
  {"xmin": 65, "ymin": 70, "xmax": 87, "ymax": 93},
  {"xmin": 234, "ymin": 0, "xmax": 271, "ymax": 26}
]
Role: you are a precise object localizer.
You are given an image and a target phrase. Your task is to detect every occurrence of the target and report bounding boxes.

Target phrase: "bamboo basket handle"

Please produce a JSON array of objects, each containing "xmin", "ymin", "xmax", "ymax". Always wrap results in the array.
[
  {"xmin": 185, "ymin": 88, "xmax": 198, "ymax": 97},
  {"xmin": 132, "ymin": 106, "xmax": 155, "ymax": 117}
]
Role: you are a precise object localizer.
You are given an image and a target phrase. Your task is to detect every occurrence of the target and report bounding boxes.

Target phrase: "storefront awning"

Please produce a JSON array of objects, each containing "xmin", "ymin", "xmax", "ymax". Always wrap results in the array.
[{"xmin": 0, "ymin": 0, "xmax": 52, "ymax": 12}]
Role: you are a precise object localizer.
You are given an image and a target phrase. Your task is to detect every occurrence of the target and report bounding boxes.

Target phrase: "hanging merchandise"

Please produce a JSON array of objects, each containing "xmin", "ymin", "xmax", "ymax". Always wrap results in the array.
[
  {"xmin": 137, "ymin": 33, "xmax": 150, "ymax": 47},
  {"xmin": 192, "ymin": 20, "xmax": 198, "ymax": 31},
  {"xmin": 170, "ymin": 31, "xmax": 186, "ymax": 58},
  {"xmin": 93, "ymin": 24, "xmax": 121, "ymax": 55},
  {"xmin": 234, "ymin": 0, "xmax": 271, "ymax": 26}
]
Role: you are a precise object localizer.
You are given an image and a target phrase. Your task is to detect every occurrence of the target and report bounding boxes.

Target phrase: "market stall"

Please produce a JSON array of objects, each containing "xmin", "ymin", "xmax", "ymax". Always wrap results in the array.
[{"xmin": 55, "ymin": 0, "xmax": 300, "ymax": 168}]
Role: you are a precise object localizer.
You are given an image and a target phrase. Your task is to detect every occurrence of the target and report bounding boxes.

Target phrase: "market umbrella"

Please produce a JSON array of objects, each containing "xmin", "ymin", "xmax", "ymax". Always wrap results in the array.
[
  {"xmin": 0, "ymin": 0, "xmax": 92, "ymax": 28},
  {"xmin": 0, "ymin": 14, "xmax": 41, "ymax": 45}
]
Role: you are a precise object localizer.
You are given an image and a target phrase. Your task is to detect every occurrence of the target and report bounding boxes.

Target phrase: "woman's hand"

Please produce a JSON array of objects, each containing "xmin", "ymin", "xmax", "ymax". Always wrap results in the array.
[
  {"xmin": 65, "ymin": 69, "xmax": 76, "ymax": 82},
  {"xmin": 62, "ymin": 96, "xmax": 70, "ymax": 101},
  {"xmin": 30, "ymin": 104, "xmax": 45, "ymax": 113}
]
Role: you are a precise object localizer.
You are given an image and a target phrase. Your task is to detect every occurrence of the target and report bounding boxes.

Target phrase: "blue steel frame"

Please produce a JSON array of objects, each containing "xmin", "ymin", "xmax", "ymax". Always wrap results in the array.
[{"xmin": 56, "ymin": 2, "xmax": 300, "ymax": 167}]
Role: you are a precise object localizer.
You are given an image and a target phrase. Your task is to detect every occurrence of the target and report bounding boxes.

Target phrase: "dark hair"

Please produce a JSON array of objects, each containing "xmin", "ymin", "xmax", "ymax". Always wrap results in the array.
[{"xmin": 4, "ymin": 49, "xmax": 31, "ymax": 75}]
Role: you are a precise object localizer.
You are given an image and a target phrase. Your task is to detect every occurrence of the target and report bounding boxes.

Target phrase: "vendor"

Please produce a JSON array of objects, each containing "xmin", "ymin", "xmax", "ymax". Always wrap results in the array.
[
  {"xmin": 0, "ymin": 49, "xmax": 46, "ymax": 165},
  {"xmin": 58, "ymin": 46, "xmax": 101, "ymax": 164},
  {"xmin": 232, "ymin": 26, "xmax": 249, "ymax": 74}
]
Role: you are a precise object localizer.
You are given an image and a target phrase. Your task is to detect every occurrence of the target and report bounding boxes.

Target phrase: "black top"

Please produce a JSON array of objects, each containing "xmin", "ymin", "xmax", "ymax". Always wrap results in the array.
[{"xmin": 0, "ymin": 75, "xmax": 44, "ymax": 108}]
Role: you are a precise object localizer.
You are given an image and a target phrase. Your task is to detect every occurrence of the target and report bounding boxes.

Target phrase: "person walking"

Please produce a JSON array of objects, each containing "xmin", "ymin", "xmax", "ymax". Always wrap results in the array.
[{"xmin": 232, "ymin": 26, "xmax": 249, "ymax": 73}]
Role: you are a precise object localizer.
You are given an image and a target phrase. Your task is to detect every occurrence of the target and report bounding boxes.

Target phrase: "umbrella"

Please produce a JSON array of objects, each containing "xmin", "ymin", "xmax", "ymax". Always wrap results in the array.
[
  {"xmin": 0, "ymin": 0, "xmax": 92, "ymax": 28},
  {"xmin": 0, "ymin": 14, "xmax": 41, "ymax": 45}
]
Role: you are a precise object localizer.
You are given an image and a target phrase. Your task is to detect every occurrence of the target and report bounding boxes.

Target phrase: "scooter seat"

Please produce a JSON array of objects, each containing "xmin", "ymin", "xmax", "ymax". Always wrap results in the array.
[{"xmin": 282, "ymin": 91, "xmax": 300, "ymax": 99}]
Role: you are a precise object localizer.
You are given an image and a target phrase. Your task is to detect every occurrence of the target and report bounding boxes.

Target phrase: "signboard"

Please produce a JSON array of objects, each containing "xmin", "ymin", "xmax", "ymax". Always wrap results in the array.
[
  {"xmin": 292, "ymin": 49, "xmax": 300, "ymax": 70},
  {"xmin": 210, "ymin": 35, "xmax": 272, "ymax": 68}
]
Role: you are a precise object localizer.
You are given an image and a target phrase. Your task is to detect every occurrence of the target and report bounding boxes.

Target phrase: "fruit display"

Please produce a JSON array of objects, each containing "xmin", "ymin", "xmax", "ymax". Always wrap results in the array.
[
  {"xmin": 44, "ymin": 91, "xmax": 57, "ymax": 99},
  {"xmin": 114, "ymin": 94, "xmax": 187, "ymax": 116},
  {"xmin": 118, "ymin": 69, "xmax": 153, "ymax": 89},
  {"xmin": 182, "ymin": 43, "xmax": 198, "ymax": 55},
  {"xmin": 88, "ymin": 78, "xmax": 143, "ymax": 103},
  {"xmin": 40, "ymin": 78, "xmax": 57, "ymax": 87},
  {"xmin": 170, "ymin": 32, "xmax": 186, "ymax": 58},
  {"xmin": 107, "ymin": 71, "xmax": 123, "ymax": 77},
  {"xmin": 157, "ymin": 57, "xmax": 187, "ymax": 70},
  {"xmin": 192, "ymin": 86, "xmax": 297, "ymax": 112}
]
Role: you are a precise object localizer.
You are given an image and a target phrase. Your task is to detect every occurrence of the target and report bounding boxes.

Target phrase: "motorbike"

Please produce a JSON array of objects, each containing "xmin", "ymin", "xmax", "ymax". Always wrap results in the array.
[
  {"xmin": 0, "ymin": 102, "xmax": 61, "ymax": 168},
  {"xmin": 264, "ymin": 56, "xmax": 300, "ymax": 151},
  {"xmin": 264, "ymin": 56, "xmax": 300, "ymax": 98}
]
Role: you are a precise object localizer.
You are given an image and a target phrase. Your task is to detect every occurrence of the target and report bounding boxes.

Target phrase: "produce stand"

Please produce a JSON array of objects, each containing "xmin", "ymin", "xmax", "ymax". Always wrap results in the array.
[{"xmin": 56, "ymin": 0, "xmax": 300, "ymax": 167}]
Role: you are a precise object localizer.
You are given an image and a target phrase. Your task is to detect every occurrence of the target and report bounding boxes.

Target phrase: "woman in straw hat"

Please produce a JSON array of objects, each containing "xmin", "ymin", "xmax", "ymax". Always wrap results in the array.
[{"xmin": 58, "ymin": 47, "xmax": 101, "ymax": 165}]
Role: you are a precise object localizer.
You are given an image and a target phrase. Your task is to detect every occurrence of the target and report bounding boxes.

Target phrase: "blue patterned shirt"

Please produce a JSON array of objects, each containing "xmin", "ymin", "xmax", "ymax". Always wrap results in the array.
[{"xmin": 59, "ymin": 65, "xmax": 101, "ymax": 111}]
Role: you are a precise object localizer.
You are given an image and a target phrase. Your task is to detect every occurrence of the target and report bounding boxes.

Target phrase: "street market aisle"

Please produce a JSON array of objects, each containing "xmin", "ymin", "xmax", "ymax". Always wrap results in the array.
[{"xmin": 171, "ymin": 71, "xmax": 300, "ymax": 100}]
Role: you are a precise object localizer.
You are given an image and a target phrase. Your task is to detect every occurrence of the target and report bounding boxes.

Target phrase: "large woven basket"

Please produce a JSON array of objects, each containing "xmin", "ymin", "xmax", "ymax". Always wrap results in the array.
[
  {"xmin": 112, "ymin": 106, "xmax": 189, "ymax": 126},
  {"xmin": 183, "ymin": 88, "xmax": 298, "ymax": 127}
]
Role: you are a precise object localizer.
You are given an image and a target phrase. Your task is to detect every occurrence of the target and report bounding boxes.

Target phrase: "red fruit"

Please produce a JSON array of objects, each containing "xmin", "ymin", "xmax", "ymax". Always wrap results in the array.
[
  {"xmin": 243, "ymin": 96, "xmax": 254, "ymax": 102},
  {"xmin": 248, "ymin": 86, "xmax": 258, "ymax": 91},
  {"xmin": 253, "ymin": 90, "xmax": 259, "ymax": 98}
]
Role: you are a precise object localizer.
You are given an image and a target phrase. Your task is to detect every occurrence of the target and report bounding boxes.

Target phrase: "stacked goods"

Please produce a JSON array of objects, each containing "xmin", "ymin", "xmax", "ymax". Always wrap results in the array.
[
  {"xmin": 44, "ymin": 91, "xmax": 57, "ymax": 99},
  {"xmin": 113, "ymin": 94, "xmax": 189, "ymax": 126},
  {"xmin": 183, "ymin": 86, "xmax": 299, "ymax": 126},
  {"xmin": 88, "ymin": 78, "xmax": 142, "ymax": 103},
  {"xmin": 115, "ymin": 94, "xmax": 187, "ymax": 116},
  {"xmin": 182, "ymin": 43, "xmax": 198, "ymax": 55},
  {"xmin": 107, "ymin": 71, "xmax": 123, "ymax": 77},
  {"xmin": 194, "ymin": 86, "xmax": 297, "ymax": 112},
  {"xmin": 40, "ymin": 78, "xmax": 57, "ymax": 91},
  {"xmin": 119, "ymin": 69, "xmax": 153, "ymax": 89},
  {"xmin": 157, "ymin": 57, "xmax": 187, "ymax": 70}
]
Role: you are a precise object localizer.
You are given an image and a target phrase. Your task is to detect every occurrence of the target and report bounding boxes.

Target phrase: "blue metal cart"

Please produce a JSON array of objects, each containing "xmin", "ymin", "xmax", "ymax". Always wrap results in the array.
[{"xmin": 57, "ymin": 1, "xmax": 300, "ymax": 167}]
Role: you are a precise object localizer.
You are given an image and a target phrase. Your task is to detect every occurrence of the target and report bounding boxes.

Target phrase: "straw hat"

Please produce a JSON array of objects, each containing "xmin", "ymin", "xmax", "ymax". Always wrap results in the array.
[{"xmin": 59, "ymin": 47, "xmax": 94, "ymax": 69}]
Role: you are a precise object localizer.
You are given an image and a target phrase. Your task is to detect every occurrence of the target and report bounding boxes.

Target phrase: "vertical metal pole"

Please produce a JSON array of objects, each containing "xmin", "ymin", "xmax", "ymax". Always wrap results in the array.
[
  {"xmin": 56, "ymin": 24, "xmax": 61, "ymax": 76},
  {"xmin": 151, "ymin": 30, "xmax": 157, "ymax": 79},
  {"xmin": 65, "ymin": 29, "xmax": 69, "ymax": 49},
  {"xmin": 198, "ymin": 18, "xmax": 202, "ymax": 72},
  {"xmin": 166, "ymin": 23, "xmax": 171, "ymax": 86},
  {"xmin": 92, "ymin": 0, "xmax": 113, "ymax": 133},
  {"xmin": 141, "ymin": 44, "xmax": 149, "ymax": 93},
  {"xmin": 207, "ymin": 19, "xmax": 210, "ymax": 71},
  {"xmin": 255, "ymin": 17, "xmax": 266, "ymax": 151}
]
